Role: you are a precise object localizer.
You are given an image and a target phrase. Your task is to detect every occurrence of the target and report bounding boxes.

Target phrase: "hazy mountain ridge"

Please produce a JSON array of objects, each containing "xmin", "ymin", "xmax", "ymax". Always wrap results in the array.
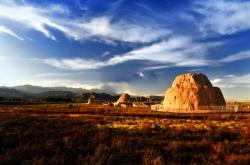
[
  {"xmin": 0, "ymin": 87, "xmax": 31, "ymax": 98},
  {"xmin": 0, "ymin": 85, "xmax": 118, "ymax": 102},
  {"xmin": 0, "ymin": 85, "xmax": 163, "ymax": 103}
]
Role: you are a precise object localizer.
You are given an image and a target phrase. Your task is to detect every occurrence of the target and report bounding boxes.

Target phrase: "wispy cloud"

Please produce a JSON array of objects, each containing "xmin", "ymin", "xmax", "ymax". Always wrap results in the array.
[
  {"xmin": 194, "ymin": 0, "xmax": 250, "ymax": 35},
  {"xmin": 16, "ymin": 78, "xmax": 137, "ymax": 95},
  {"xmin": 43, "ymin": 58, "xmax": 107, "ymax": 70},
  {"xmin": 77, "ymin": 16, "xmax": 170, "ymax": 43},
  {"xmin": 34, "ymin": 72, "xmax": 74, "ymax": 78},
  {"xmin": 141, "ymin": 65, "xmax": 171, "ymax": 71},
  {"xmin": 43, "ymin": 38, "xmax": 250, "ymax": 71},
  {"xmin": 4, "ymin": 0, "xmax": 249, "ymax": 44},
  {"xmin": 101, "ymin": 51, "xmax": 111, "ymax": 57},
  {"xmin": 0, "ymin": 2, "xmax": 68, "ymax": 40},
  {"xmin": 0, "ymin": 25, "xmax": 23, "ymax": 40},
  {"xmin": 220, "ymin": 51, "xmax": 250, "ymax": 63},
  {"xmin": 0, "ymin": 1, "xmax": 169, "ymax": 43},
  {"xmin": 137, "ymin": 72, "xmax": 146, "ymax": 79},
  {"xmin": 43, "ymin": 36, "xmax": 220, "ymax": 70},
  {"xmin": 211, "ymin": 78, "xmax": 223, "ymax": 84},
  {"xmin": 17, "ymin": 79, "xmax": 103, "ymax": 89},
  {"xmin": 212, "ymin": 74, "xmax": 250, "ymax": 88},
  {"xmin": 143, "ymin": 49, "xmax": 250, "ymax": 71}
]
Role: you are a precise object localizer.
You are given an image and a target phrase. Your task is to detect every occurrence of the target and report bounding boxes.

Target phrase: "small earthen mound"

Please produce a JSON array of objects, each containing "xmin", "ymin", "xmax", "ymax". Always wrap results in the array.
[
  {"xmin": 116, "ymin": 93, "xmax": 130, "ymax": 103},
  {"xmin": 86, "ymin": 95, "xmax": 95, "ymax": 105},
  {"xmin": 163, "ymin": 73, "xmax": 225, "ymax": 110},
  {"xmin": 114, "ymin": 93, "xmax": 131, "ymax": 106}
]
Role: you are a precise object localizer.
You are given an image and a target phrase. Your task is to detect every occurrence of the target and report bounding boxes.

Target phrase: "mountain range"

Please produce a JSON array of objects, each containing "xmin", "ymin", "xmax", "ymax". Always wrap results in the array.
[
  {"xmin": 0, "ymin": 85, "xmax": 164, "ymax": 103},
  {"xmin": 0, "ymin": 85, "xmax": 114, "ymax": 98}
]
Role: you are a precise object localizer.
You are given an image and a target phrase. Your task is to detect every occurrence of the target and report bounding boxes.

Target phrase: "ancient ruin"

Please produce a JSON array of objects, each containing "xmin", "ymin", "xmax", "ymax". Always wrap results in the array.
[
  {"xmin": 163, "ymin": 73, "xmax": 226, "ymax": 111},
  {"xmin": 86, "ymin": 95, "xmax": 95, "ymax": 105},
  {"xmin": 114, "ymin": 93, "xmax": 132, "ymax": 107}
]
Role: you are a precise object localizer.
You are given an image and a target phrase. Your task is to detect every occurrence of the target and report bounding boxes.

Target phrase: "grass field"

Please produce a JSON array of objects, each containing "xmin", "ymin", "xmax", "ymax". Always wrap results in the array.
[{"xmin": 0, "ymin": 104, "xmax": 250, "ymax": 165}]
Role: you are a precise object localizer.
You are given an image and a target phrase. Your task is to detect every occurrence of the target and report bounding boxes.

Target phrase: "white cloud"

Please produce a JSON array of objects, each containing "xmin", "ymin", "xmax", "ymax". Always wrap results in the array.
[
  {"xmin": 0, "ymin": 2, "xmax": 67, "ymax": 40},
  {"xmin": 137, "ymin": 72, "xmax": 146, "ymax": 79},
  {"xmin": 17, "ymin": 79, "xmax": 103, "ymax": 90},
  {"xmin": 104, "ymin": 82, "xmax": 137, "ymax": 95},
  {"xmin": 43, "ymin": 38, "xmax": 250, "ymax": 71},
  {"xmin": 0, "ymin": 1, "xmax": 169, "ymax": 43},
  {"xmin": 212, "ymin": 74, "xmax": 250, "ymax": 88},
  {"xmin": 142, "ymin": 65, "xmax": 171, "ymax": 71},
  {"xmin": 194, "ymin": 0, "xmax": 250, "ymax": 35},
  {"xmin": 79, "ymin": 16, "xmax": 170, "ymax": 43},
  {"xmin": 142, "ymin": 47, "xmax": 250, "ymax": 71},
  {"xmin": 34, "ymin": 72, "xmax": 74, "ymax": 78},
  {"xmin": 102, "ymin": 51, "xmax": 111, "ymax": 57},
  {"xmin": 43, "ymin": 58, "xmax": 107, "ymax": 70},
  {"xmin": 43, "ymin": 36, "xmax": 219, "ymax": 70},
  {"xmin": 15, "ymin": 78, "xmax": 138, "ymax": 95},
  {"xmin": 225, "ymin": 74, "xmax": 235, "ymax": 78},
  {"xmin": 106, "ymin": 36, "xmax": 220, "ymax": 68},
  {"xmin": 220, "ymin": 50, "xmax": 250, "ymax": 63},
  {"xmin": 211, "ymin": 78, "xmax": 222, "ymax": 84},
  {"xmin": 0, "ymin": 25, "xmax": 23, "ymax": 40}
]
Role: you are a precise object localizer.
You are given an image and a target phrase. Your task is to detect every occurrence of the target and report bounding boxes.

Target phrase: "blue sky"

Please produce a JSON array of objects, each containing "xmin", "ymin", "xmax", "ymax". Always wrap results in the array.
[{"xmin": 0, "ymin": 0, "xmax": 250, "ymax": 100}]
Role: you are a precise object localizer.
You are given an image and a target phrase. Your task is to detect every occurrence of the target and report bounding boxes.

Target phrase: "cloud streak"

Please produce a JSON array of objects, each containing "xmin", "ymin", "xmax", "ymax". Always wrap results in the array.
[
  {"xmin": 220, "ymin": 51, "xmax": 250, "ymax": 63},
  {"xmin": 42, "ymin": 36, "xmax": 221, "ymax": 70},
  {"xmin": 0, "ymin": 1, "xmax": 169, "ymax": 43},
  {"xmin": 0, "ymin": 25, "xmax": 23, "ymax": 40},
  {"xmin": 42, "ymin": 37, "xmax": 250, "ymax": 71},
  {"xmin": 0, "ymin": 2, "xmax": 67, "ymax": 40},
  {"xmin": 212, "ymin": 74, "xmax": 250, "ymax": 88},
  {"xmin": 194, "ymin": 0, "xmax": 250, "ymax": 35}
]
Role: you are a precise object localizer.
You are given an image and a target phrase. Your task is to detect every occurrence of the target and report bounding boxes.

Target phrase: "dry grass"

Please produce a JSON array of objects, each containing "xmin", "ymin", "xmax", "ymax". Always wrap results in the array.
[{"xmin": 0, "ymin": 104, "xmax": 250, "ymax": 164}]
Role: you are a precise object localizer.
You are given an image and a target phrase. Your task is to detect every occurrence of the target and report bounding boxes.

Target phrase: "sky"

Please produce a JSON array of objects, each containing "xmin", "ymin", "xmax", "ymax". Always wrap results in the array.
[{"xmin": 0, "ymin": 0, "xmax": 250, "ymax": 100}]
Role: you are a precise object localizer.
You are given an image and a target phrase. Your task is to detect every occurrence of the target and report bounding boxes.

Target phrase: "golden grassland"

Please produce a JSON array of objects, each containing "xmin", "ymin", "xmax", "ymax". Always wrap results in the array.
[{"xmin": 0, "ymin": 103, "xmax": 250, "ymax": 165}]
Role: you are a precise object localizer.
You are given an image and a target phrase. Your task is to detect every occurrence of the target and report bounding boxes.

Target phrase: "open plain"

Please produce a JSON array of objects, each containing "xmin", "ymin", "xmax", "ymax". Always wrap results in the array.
[{"xmin": 0, "ymin": 104, "xmax": 250, "ymax": 165}]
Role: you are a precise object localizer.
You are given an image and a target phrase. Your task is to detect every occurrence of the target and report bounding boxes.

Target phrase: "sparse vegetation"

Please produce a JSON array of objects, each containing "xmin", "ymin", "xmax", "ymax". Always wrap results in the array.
[{"xmin": 0, "ymin": 104, "xmax": 250, "ymax": 164}]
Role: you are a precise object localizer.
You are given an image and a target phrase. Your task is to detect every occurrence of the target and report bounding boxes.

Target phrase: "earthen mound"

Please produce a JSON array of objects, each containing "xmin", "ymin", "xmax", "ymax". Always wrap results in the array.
[
  {"xmin": 116, "ymin": 93, "xmax": 130, "ymax": 103},
  {"xmin": 86, "ymin": 95, "xmax": 95, "ymax": 104},
  {"xmin": 163, "ymin": 73, "xmax": 225, "ymax": 110}
]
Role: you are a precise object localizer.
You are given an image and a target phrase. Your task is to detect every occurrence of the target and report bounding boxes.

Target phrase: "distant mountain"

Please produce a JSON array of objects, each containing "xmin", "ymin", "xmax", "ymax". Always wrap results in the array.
[
  {"xmin": 78, "ymin": 92, "xmax": 118, "ymax": 102},
  {"xmin": 0, "ymin": 87, "xmax": 118, "ymax": 103},
  {"xmin": 13, "ymin": 85, "xmax": 103, "ymax": 94},
  {"xmin": 0, "ymin": 87, "xmax": 78, "ymax": 102},
  {"xmin": 37, "ymin": 91, "xmax": 76, "ymax": 102},
  {"xmin": 0, "ymin": 87, "xmax": 31, "ymax": 98},
  {"xmin": 0, "ymin": 85, "xmax": 118, "ymax": 102},
  {"xmin": 0, "ymin": 85, "xmax": 164, "ymax": 103},
  {"xmin": 37, "ymin": 91, "xmax": 74, "ymax": 97}
]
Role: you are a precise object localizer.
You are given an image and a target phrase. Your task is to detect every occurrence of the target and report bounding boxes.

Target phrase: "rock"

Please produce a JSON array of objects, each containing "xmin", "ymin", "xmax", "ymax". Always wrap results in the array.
[{"xmin": 163, "ymin": 73, "xmax": 226, "ymax": 110}]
